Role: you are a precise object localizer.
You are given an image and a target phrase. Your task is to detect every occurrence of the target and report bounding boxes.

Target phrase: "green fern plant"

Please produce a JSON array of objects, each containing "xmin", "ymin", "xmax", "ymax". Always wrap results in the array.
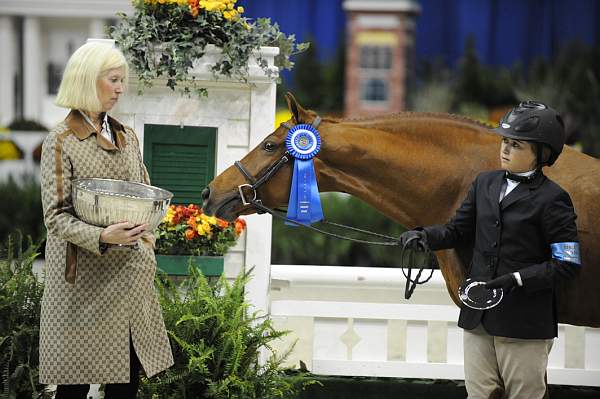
[
  {"xmin": 0, "ymin": 232, "xmax": 48, "ymax": 399},
  {"xmin": 139, "ymin": 263, "xmax": 315, "ymax": 398}
]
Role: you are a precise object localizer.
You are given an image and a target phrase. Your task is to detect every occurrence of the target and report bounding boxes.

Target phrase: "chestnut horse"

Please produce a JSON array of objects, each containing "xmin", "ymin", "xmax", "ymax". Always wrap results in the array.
[{"xmin": 203, "ymin": 94, "xmax": 600, "ymax": 328}]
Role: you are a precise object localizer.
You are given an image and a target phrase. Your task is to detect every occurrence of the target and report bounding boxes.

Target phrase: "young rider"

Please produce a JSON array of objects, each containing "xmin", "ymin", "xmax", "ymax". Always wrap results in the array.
[{"xmin": 400, "ymin": 101, "xmax": 581, "ymax": 398}]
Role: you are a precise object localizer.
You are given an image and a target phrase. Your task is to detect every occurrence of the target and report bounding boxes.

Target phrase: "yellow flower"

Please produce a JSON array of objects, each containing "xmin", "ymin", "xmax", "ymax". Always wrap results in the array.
[
  {"xmin": 200, "ymin": 213, "xmax": 217, "ymax": 225},
  {"xmin": 164, "ymin": 208, "xmax": 175, "ymax": 224},
  {"xmin": 237, "ymin": 6, "xmax": 244, "ymax": 13},
  {"xmin": 202, "ymin": 0, "xmax": 219, "ymax": 12},
  {"xmin": 197, "ymin": 221, "xmax": 212, "ymax": 236}
]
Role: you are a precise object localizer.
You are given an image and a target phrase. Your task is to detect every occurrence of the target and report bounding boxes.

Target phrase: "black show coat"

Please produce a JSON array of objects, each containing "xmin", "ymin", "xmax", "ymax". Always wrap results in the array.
[{"xmin": 423, "ymin": 170, "xmax": 580, "ymax": 339}]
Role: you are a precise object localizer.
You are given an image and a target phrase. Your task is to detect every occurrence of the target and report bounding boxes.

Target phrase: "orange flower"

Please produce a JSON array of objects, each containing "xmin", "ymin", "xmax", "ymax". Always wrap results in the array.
[
  {"xmin": 185, "ymin": 228, "xmax": 197, "ymax": 240},
  {"xmin": 187, "ymin": 216, "xmax": 197, "ymax": 229},
  {"xmin": 234, "ymin": 218, "xmax": 246, "ymax": 236},
  {"xmin": 217, "ymin": 218, "xmax": 229, "ymax": 228},
  {"xmin": 188, "ymin": 0, "xmax": 199, "ymax": 17}
]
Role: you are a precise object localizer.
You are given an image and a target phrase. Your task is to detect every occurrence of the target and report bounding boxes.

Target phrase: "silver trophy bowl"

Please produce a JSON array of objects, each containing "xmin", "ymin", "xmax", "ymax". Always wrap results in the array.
[{"xmin": 72, "ymin": 178, "xmax": 173, "ymax": 231}]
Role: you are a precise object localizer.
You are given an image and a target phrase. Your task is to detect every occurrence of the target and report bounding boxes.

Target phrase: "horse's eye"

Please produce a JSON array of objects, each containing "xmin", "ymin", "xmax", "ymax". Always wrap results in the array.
[{"xmin": 264, "ymin": 141, "xmax": 276, "ymax": 152}]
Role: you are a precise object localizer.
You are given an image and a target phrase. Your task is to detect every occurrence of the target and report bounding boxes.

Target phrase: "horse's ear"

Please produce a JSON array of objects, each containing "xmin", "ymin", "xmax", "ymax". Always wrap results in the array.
[{"xmin": 285, "ymin": 92, "xmax": 308, "ymax": 123}]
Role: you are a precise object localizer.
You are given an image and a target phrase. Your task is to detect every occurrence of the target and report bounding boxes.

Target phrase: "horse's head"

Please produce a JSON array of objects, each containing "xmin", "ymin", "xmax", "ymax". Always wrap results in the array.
[{"xmin": 202, "ymin": 93, "xmax": 322, "ymax": 221}]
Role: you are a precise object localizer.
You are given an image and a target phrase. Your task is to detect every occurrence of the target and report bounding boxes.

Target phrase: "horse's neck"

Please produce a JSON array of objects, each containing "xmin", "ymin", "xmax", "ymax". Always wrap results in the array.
[{"xmin": 317, "ymin": 117, "xmax": 497, "ymax": 228}]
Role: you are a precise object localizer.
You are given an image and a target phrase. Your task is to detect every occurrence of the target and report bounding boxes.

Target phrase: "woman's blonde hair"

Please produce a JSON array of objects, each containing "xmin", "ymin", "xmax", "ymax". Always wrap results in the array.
[{"xmin": 55, "ymin": 42, "xmax": 129, "ymax": 112}]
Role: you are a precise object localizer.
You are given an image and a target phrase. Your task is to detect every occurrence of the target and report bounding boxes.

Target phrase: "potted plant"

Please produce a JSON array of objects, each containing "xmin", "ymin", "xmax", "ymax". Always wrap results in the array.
[
  {"xmin": 110, "ymin": 0, "xmax": 308, "ymax": 96},
  {"xmin": 0, "ymin": 233, "xmax": 49, "ymax": 398},
  {"xmin": 140, "ymin": 266, "xmax": 315, "ymax": 398},
  {"xmin": 155, "ymin": 203, "xmax": 246, "ymax": 276}
]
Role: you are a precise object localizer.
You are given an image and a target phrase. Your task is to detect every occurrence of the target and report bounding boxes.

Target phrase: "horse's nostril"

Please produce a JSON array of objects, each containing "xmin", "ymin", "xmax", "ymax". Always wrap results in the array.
[{"xmin": 201, "ymin": 187, "xmax": 210, "ymax": 204}]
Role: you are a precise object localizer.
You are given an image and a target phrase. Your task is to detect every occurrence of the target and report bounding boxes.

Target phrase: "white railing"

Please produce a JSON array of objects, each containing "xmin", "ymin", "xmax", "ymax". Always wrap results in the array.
[
  {"xmin": 0, "ymin": 130, "xmax": 46, "ymax": 182},
  {"xmin": 269, "ymin": 265, "xmax": 600, "ymax": 387}
]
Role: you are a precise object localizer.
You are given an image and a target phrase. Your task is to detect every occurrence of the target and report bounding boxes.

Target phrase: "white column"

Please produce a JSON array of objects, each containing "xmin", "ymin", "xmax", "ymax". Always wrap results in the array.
[
  {"xmin": 88, "ymin": 18, "xmax": 106, "ymax": 39},
  {"xmin": 0, "ymin": 16, "xmax": 16, "ymax": 126},
  {"xmin": 23, "ymin": 16, "xmax": 42, "ymax": 122},
  {"xmin": 244, "ymin": 82, "xmax": 277, "ymax": 316}
]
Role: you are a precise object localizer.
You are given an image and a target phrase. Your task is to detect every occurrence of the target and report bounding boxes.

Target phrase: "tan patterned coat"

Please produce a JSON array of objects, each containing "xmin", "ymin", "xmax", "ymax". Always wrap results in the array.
[{"xmin": 39, "ymin": 110, "xmax": 173, "ymax": 384}]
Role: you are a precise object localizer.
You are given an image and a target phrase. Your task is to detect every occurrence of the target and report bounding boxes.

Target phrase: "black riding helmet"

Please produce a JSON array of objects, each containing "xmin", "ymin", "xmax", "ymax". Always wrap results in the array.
[{"xmin": 493, "ymin": 101, "xmax": 566, "ymax": 166}]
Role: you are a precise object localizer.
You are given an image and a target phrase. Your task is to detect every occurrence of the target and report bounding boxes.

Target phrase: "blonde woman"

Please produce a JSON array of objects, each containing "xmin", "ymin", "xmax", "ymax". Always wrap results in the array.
[{"xmin": 40, "ymin": 42, "xmax": 173, "ymax": 399}]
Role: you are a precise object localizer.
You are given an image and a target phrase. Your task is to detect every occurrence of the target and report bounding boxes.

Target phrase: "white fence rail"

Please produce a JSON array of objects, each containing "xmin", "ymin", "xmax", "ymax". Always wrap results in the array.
[{"xmin": 270, "ymin": 265, "xmax": 600, "ymax": 387}]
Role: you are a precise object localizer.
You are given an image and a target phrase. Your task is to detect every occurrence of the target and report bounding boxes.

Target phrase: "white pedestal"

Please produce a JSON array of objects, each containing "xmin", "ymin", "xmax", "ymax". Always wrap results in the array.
[{"xmin": 113, "ymin": 45, "xmax": 279, "ymax": 317}]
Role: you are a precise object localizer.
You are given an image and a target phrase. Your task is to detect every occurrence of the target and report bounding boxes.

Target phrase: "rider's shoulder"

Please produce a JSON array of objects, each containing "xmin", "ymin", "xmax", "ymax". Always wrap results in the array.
[{"xmin": 473, "ymin": 170, "xmax": 504, "ymax": 184}]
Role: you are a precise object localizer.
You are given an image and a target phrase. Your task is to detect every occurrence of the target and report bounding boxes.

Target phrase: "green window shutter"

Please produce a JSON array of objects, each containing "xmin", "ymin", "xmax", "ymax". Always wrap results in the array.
[{"xmin": 143, "ymin": 124, "xmax": 217, "ymax": 205}]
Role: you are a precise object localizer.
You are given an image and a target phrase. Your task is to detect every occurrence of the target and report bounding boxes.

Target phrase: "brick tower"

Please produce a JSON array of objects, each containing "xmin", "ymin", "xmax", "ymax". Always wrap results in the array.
[{"xmin": 343, "ymin": 0, "xmax": 420, "ymax": 117}]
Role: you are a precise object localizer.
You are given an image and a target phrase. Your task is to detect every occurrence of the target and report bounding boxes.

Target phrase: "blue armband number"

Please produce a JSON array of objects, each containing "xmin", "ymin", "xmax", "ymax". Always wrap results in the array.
[{"xmin": 551, "ymin": 242, "xmax": 581, "ymax": 265}]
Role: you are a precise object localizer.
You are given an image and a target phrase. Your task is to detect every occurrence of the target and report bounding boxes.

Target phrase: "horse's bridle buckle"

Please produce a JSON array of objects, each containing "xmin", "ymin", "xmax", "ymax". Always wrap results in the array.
[{"xmin": 238, "ymin": 183, "xmax": 257, "ymax": 206}]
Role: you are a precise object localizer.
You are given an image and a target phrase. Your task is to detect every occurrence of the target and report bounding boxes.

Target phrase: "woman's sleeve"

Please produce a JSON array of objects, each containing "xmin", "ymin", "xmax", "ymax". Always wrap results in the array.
[
  {"xmin": 40, "ymin": 132, "xmax": 104, "ymax": 255},
  {"xmin": 129, "ymin": 128, "xmax": 157, "ymax": 249}
]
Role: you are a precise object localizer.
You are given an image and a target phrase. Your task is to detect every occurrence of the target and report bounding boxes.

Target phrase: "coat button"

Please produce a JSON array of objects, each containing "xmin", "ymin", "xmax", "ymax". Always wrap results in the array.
[
  {"xmin": 492, "ymin": 241, "xmax": 498, "ymax": 248},
  {"xmin": 494, "ymin": 219, "xmax": 500, "ymax": 227}
]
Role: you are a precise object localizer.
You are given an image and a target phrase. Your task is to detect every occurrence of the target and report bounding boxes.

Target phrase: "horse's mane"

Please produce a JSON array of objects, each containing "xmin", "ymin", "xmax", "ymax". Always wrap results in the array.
[{"xmin": 322, "ymin": 111, "xmax": 494, "ymax": 131}]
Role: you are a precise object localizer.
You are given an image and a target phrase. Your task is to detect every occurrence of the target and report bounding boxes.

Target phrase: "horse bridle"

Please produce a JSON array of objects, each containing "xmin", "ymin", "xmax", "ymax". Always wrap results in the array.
[
  {"xmin": 232, "ymin": 115, "xmax": 436, "ymax": 299},
  {"xmin": 234, "ymin": 116, "xmax": 321, "ymax": 209}
]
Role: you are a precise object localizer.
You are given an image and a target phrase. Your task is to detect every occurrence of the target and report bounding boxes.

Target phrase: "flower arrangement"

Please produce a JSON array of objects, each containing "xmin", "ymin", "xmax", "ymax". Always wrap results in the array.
[
  {"xmin": 155, "ymin": 203, "xmax": 246, "ymax": 256},
  {"xmin": 110, "ymin": 0, "xmax": 308, "ymax": 96}
]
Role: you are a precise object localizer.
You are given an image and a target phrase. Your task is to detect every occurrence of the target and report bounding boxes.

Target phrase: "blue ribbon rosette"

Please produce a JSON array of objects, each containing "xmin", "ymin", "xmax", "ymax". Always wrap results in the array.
[{"xmin": 285, "ymin": 124, "xmax": 324, "ymax": 225}]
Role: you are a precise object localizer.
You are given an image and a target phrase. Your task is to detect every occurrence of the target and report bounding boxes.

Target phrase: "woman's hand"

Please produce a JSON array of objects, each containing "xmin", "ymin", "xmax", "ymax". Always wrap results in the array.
[{"xmin": 100, "ymin": 222, "xmax": 148, "ymax": 246}]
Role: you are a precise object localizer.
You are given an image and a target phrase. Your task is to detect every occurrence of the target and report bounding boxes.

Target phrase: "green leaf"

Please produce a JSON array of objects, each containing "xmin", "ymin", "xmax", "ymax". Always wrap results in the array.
[{"xmin": 109, "ymin": 3, "xmax": 307, "ymax": 97}]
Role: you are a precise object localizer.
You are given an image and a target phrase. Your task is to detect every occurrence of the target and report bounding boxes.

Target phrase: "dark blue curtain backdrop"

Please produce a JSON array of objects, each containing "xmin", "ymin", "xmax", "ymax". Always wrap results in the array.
[
  {"xmin": 237, "ymin": 0, "xmax": 346, "ymax": 83},
  {"xmin": 237, "ymin": 0, "xmax": 599, "ymax": 79},
  {"xmin": 417, "ymin": 0, "xmax": 600, "ymax": 67}
]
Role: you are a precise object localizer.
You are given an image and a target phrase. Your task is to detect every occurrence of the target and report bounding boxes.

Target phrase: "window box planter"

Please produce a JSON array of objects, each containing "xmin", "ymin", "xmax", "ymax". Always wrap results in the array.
[{"xmin": 156, "ymin": 254, "xmax": 224, "ymax": 276}]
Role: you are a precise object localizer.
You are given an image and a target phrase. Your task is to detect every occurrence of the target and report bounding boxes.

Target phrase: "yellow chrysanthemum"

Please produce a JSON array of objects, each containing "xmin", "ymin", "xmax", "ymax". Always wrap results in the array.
[
  {"xmin": 164, "ymin": 208, "xmax": 175, "ymax": 224},
  {"xmin": 200, "ymin": 214, "xmax": 218, "ymax": 225},
  {"xmin": 196, "ymin": 221, "xmax": 212, "ymax": 236}
]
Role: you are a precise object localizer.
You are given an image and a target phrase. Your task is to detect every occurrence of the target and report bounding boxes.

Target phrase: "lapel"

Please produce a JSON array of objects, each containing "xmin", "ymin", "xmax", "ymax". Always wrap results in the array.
[
  {"xmin": 500, "ymin": 172, "xmax": 546, "ymax": 211},
  {"xmin": 490, "ymin": 171, "xmax": 505, "ymax": 217},
  {"xmin": 66, "ymin": 110, "xmax": 127, "ymax": 151}
]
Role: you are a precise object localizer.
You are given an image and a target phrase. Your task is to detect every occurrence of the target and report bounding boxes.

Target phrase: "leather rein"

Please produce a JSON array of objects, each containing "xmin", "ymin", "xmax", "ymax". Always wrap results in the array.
[{"xmin": 233, "ymin": 116, "xmax": 436, "ymax": 299}]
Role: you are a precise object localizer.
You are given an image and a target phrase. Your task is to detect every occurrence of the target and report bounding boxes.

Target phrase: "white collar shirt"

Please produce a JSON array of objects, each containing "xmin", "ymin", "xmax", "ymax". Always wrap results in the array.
[{"xmin": 500, "ymin": 169, "xmax": 536, "ymax": 202}]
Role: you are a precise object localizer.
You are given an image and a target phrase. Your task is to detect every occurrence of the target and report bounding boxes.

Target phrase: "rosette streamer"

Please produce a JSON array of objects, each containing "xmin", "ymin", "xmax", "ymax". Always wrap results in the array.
[{"xmin": 285, "ymin": 124, "xmax": 324, "ymax": 225}]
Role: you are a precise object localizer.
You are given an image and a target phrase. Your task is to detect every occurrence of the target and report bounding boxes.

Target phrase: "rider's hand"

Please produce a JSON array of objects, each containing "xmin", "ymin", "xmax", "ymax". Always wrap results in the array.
[
  {"xmin": 100, "ymin": 222, "xmax": 148, "ymax": 246},
  {"xmin": 485, "ymin": 273, "xmax": 518, "ymax": 291},
  {"xmin": 399, "ymin": 230, "xmax": 428, "ymax": 251}
]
